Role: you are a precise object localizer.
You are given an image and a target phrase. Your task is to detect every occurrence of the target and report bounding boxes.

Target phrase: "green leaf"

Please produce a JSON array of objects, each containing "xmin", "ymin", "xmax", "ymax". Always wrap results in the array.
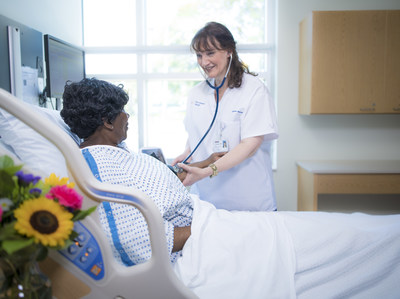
[
  {"xmin": 69, "ymin": 230, "xmax": 79, "ymax": 241},
  {"xmin": 0, "ymin": 155, "xmax": 23, "ymax": 176},
  {"xmin": 72, "ymin": 206, "xmax": 96, "ymax": 222},
  {"xmin": 63, "ymin": 238, "xmax": 74, "ymax": 248},
  {"xmin": 0, "ymin": 155, "xmax": 15, "ymax": 169},
  {"xmin": 0, "ymin": 222, "xmax": 18, "ymax": 240},
  {"xmin": 1, "ymin": 238, "xmax": 34, "ymax": 255},
  {"xmin": 5, "ymin": 165, "xmax": 23, "ymax": 176},
  {"xmin": 36, "ymin": 246, "xmax": 48, "ymax": 261},
  {"xmin": 0, "ymin": 170, "xmax": 16, "ymax": 196}
]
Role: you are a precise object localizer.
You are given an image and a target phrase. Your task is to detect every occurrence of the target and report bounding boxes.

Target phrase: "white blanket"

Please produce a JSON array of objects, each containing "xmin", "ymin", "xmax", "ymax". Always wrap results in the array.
[
  {"xmin": 284, "ymin": 211, "xmax": 400, "ymax": 299},
  {"xmin": 174, "ymin": 196, "xmax": 400, "ymax": 299},
  {"xmin": 174, "ymin": 197, "xmax": 297, "ymax": 299}
]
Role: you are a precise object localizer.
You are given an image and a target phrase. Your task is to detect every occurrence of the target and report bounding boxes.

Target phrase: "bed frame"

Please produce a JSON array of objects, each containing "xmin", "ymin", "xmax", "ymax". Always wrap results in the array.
[{"xmin": 0, "ymin": 88, "xmax": 197, "ymax": 299}]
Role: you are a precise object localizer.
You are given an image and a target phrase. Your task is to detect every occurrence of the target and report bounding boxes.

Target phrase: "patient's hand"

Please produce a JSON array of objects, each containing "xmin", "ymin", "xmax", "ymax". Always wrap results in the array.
[
  {"xmin": 172, "ymin": 226, "xmax": 191, "ymax": 252},
  {"xmin": 207, "ymin": 152, "xmax": 226, "ymax": 164},
  {"xmin": 176, "ymin": 170, "xmax": 187, "ymax": 182}
]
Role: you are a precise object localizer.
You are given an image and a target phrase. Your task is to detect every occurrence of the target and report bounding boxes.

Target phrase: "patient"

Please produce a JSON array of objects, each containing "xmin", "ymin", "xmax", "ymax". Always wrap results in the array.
[
  {"xmin": 61, "ymin": 78, "xmax": 400, "ymax": 299},
  {"xmin": 61, "ymin": 78, "xmax": 194, "ymax": 265}
]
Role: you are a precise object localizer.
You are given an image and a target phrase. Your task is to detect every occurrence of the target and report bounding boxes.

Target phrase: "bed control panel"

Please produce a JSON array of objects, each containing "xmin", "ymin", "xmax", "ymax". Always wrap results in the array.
[{"xmin": 58, "ymin": 221, "xmax": 105, "ymax": 280}]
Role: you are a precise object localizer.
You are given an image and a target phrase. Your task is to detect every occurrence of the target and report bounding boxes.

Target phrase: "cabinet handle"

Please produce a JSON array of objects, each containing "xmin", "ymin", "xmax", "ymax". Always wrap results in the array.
[
  {"xmin": 393, "ymin": 107, "xmax": 400, "ymax": 111},
  {"xmin": 360, "ymin": 107, "xmax": 375, "ymax": 111}
]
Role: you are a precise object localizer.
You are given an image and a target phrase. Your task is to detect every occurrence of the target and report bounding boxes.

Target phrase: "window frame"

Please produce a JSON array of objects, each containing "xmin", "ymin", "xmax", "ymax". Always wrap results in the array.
[{"xmin": 82, "ymin": 0, "xmax": 277, "ymax": 167}]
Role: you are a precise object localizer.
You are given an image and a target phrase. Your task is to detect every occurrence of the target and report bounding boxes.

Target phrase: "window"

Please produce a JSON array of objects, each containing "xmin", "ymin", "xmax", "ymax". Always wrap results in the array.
[{"xmin": 83, "ymin": 0, "xmax": 276, "ymax": 164}]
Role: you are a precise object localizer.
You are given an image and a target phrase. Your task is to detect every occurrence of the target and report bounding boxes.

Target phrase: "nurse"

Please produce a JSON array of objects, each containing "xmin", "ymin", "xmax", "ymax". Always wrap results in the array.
[{"xmin": 173, "ymin": 22, "xmax": 279, "ymax": 211}]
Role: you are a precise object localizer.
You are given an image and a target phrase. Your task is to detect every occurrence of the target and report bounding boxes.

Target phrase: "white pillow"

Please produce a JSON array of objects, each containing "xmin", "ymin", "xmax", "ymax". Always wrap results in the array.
[{"xmin": 0, "ymin": 104, "xmax": 81, "ymax": 178}]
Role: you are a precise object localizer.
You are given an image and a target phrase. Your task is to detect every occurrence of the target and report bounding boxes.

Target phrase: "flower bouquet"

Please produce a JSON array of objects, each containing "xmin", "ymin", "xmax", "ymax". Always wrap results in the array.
[{"xmin": 0, "ymin": 155, "xmax": 96, "ymax": 298}]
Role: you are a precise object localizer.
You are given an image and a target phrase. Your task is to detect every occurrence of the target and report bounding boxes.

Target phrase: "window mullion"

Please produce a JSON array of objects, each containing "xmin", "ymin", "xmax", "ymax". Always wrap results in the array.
[{"xmin": 136, "ymin": 0, "xmax": 146, "ymax": 149}]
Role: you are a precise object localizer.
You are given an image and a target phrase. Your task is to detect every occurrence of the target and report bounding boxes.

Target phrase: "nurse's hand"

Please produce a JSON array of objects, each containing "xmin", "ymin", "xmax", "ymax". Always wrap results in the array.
[
  {"xmin": 175, "ymin": 152, "xmax": 225, "ymax": 183},
  {"xmin": 177, "ymin": 163, "xmax": 211, "ymax": 187},
  {"xmin": 172, "ymin": 151, "xmax": 192, "ymax": 166}
]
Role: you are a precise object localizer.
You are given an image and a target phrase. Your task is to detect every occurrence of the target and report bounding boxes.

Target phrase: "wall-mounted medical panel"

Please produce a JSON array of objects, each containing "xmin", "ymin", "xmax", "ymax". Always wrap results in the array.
[
  {"xmin": 0, "ymin": 14, "xmax": 43, "ymax": 104},
  {"xmin": 299, "ymin": 10, "xmax": 400, "ymax": 114}
]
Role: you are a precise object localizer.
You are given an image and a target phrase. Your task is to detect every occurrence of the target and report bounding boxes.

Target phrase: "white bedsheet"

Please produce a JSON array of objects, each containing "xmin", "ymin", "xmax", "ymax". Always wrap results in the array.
[
  {"xmin": 174, "ymin": 196, "xmax": 297, "ymax": 299},
  {"xmin": 284, "ymin": 211, "xmax": 400, "ymax": 299},
  {"xmin": 174, "ymin": 196, "xmax": 400, "ymax": 299}
]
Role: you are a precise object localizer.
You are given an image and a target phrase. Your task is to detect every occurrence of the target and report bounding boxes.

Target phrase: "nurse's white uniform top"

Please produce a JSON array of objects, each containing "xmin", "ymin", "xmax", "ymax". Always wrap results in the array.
[{"xmin": 184, "ymin": 73, "xmax": 278, "ymax": 211}]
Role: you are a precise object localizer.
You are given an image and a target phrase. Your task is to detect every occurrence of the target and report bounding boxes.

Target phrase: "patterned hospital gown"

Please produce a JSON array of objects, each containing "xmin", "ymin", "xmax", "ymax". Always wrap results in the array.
[{"xmin": 81, "ymin": 145, "xmax": 193, "ymax": 266}]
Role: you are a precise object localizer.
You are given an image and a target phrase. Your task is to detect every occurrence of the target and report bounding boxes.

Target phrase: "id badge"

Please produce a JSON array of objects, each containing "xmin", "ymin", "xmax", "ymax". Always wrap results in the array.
[{"xmin": 213, "ymin": 139, "xmax": 229, "ymax": 152}]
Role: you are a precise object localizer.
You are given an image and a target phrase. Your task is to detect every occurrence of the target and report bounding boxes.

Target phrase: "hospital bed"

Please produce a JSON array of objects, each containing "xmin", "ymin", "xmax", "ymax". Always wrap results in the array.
[
  {"xmin": 0, "ymin": 88, "xmax": 197, "ymax": 298},
  {"xmin": 2, "ymin": 87, "xmax": 400, "ymax": 299}
]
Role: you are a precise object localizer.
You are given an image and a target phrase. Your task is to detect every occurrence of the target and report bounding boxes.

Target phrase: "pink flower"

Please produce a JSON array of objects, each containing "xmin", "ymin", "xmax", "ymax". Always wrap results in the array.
[{"xmin": 46, "ymin": 185, "xmax": 83, "ymax": 210}]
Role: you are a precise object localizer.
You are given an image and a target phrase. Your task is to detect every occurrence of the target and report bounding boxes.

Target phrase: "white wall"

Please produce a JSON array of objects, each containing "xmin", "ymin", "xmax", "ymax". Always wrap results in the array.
[
  {"xmin": 275, "ymin": 0, "xmax": 400, "ymax": 211},
  {"xmin": 0, "ymin": 0, "xmax": 82, "ymax": 46}
]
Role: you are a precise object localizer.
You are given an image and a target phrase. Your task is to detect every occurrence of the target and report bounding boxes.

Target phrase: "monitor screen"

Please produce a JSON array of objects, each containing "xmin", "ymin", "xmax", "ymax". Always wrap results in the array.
[
  {"xmin": 140, "ymin": 147, "xmax": 167, "ymax": 164},
  {"xmin": 44, "ymin": 34, "xmax": 85, "ymax": 99}
]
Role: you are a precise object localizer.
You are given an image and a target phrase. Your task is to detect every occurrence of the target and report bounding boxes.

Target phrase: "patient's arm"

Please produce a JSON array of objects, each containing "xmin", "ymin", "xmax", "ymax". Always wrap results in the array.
[
  {"xmin": 194, "ymin": 152, "xmax": 226, "ymax": 168},
  {"xmin": 172, "ymin": 226, "xmax": 191, "ymax": 252}
]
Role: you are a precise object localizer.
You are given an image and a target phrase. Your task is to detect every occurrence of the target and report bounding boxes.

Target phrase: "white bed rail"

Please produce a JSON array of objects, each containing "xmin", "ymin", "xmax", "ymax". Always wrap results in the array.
[{"xmin": 0, "ymin": 88, "xmax": 197, "ymax": 299}]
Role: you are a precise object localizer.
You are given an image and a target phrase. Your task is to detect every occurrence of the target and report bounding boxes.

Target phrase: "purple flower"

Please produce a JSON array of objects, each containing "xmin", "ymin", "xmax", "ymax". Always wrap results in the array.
[
  {"xmin": 15, "ymin": 171, "xmax": 41, "ymax": 187},
  {"xmin": 29, "ymin": 188, "xmax": 42, "ymax": 197}
]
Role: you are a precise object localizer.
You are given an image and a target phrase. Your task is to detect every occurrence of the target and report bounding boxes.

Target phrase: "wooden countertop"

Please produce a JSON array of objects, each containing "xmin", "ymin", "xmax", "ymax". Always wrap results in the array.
[{"xmin": 296, "ymin": 160, "xmax": 400, "ymax": 174}]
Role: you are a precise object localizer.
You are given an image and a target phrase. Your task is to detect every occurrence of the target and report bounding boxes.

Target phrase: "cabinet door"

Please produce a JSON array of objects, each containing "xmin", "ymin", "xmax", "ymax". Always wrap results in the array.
[
  {"xmin": 311, "ymin": 11, "xmax": 386, "ymax": 114},
  {"xmin": 382, "ymin": 10, "xmax": 400, "ymax": 113}
]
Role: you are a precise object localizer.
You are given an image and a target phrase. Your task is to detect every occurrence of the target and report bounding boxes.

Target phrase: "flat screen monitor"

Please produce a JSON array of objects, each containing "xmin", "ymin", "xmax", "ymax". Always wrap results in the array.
[{"xmin": 44, "ymin": 34, "xmax": 85, "ymax": 99}]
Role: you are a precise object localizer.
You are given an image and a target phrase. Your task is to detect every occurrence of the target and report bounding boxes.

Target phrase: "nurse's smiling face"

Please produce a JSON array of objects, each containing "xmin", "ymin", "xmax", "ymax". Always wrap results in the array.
[{"xmin": 196, "ymin": 42, "xmax": 231, "ymax": 85}]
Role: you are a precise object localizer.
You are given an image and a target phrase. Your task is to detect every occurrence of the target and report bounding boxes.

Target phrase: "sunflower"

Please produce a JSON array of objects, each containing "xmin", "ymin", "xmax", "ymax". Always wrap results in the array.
[
  {"xmin": 14, "ymin": 197, "xmax": 74, "ymax": 247},
  {"xmin": 45, "ymin": 173, "xmax": 75, "ymax": 188}
]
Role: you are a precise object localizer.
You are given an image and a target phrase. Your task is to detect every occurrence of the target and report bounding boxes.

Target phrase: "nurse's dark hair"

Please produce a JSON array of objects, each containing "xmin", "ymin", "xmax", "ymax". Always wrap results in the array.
[
  {"xmin": 190, "ymin": 21, "xmax": 257, "ymax": 88},
  {"xmin": 61, "ymin": 78, "xmax": 129, "ymax": 139}
]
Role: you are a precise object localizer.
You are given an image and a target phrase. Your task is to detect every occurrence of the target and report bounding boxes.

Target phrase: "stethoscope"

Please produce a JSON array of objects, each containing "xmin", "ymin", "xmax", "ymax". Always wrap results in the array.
[
  {"xmin": 169, "ymin": 55, "xmax": 232, "ymax": 174},
  {"xmin": 180, "ymin": 55, "xmax": 232, "ymax": 165}
]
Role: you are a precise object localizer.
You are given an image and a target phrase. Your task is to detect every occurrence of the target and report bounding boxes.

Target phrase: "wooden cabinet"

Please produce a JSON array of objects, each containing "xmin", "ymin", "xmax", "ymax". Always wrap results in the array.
[
  {"xmin": 296, "ymin": 160, "xmax": 400, "ymax": 211},
  {"xmin": 299, "ymin": 10, "xmax": 400, "ymax": 114}
]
